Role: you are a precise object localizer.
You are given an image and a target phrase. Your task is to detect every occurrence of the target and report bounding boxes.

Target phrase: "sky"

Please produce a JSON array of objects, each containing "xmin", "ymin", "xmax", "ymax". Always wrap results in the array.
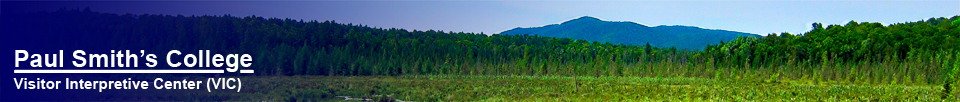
[{"xmin": 6, "ymin": 1, "xmax": 959, "ymax": 35}]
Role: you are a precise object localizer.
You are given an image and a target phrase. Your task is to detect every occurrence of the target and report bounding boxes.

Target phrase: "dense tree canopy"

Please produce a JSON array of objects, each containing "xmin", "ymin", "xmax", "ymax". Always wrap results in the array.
[{"xmin": 704, "ymin": 16, "xmax": 960, "ymax": 66}]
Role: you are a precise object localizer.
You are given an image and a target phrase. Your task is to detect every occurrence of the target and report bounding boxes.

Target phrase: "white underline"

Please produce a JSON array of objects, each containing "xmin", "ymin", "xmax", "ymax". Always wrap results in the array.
[
  {"xmin": 13, "ymin": 69, "xmax": 230, "ymax": 73},
  {"xmin": 239, "ymin": 69, "xmax": 254, "ymax": 73}
]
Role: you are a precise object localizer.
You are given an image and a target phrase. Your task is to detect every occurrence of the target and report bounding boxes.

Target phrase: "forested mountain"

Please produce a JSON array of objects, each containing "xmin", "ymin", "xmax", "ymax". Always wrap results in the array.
[{"xmin": 500, "ymin": 16, "xmax": 760, "ymax": 50}]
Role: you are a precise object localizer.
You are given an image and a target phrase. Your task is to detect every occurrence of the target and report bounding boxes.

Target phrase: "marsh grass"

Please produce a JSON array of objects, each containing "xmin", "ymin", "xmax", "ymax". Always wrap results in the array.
[{"xmin": 218, "ymin": 75, "xmax": 953, "ymax": 101}]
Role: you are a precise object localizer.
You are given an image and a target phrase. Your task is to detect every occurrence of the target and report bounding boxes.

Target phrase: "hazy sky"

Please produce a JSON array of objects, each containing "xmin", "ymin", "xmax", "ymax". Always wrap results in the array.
[{"xmin": 9, "ymin": 1, "xmax": 959, "ymax": 35}]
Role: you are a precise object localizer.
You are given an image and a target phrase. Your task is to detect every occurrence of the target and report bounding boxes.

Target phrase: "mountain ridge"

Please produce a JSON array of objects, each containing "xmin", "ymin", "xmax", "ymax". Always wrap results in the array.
[{"xmin": 499, "ymin": 16, "xmax": 759, "ymax": 50}]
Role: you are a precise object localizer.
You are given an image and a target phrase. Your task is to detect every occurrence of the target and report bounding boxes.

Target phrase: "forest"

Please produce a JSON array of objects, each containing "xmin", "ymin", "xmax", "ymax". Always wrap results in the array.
[{"xmin": 5, "ymin": 9, "xmax": 960, "ymax": 85}]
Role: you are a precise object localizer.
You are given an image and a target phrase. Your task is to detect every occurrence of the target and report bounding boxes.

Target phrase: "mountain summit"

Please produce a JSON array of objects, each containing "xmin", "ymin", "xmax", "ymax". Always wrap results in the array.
[
  {"xmin": 566, "ymin": 16, "xmax": 602, "ymax": 23},
  {"xmin": 500, "ymin": 16, "xmax": 759, "ymax": 50}
]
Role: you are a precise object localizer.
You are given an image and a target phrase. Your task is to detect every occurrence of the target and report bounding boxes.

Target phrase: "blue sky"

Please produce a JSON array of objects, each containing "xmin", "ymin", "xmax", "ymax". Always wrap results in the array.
[{"xmin": 9, "ymin": 1, "xmax": 959, "ymax": 35}]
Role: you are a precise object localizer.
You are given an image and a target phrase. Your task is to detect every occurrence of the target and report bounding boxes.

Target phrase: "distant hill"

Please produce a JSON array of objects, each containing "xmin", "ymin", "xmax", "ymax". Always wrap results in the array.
[{"xmin": 500, "ymin": 16, "xmax": 759, "ymax": 50}]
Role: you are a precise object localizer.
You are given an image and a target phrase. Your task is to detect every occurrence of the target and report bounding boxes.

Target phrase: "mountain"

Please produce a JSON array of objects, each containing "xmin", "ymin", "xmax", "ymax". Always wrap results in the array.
[{"xmin": 500, "ymin": 16, "xmax": 760, "ymax": 50}]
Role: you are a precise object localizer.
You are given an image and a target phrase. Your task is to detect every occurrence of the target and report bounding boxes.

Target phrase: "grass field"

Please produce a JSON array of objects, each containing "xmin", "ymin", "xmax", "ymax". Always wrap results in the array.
[{"xmin": 212, "ymin": 75, "xmax": 954, "ymax": 101}]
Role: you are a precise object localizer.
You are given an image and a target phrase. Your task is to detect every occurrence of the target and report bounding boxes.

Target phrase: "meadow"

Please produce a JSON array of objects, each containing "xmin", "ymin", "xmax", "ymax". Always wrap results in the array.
[{"xmin": 223, "ymin": 75, "xmax": 951, "ymax": 101}]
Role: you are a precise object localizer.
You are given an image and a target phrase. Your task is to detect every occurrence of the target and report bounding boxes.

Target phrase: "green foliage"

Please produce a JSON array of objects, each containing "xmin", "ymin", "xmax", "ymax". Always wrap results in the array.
[
  {"xmin": 953, "ymin": 52, "xmax": 960, "ymax": 84},
  {"xmin": 953, "ymin": 19, "xmax": 959, "ymax": 25},
  {"xmin": 704, "ymin": 16, "xmax": 960, "ymax": 85}
]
